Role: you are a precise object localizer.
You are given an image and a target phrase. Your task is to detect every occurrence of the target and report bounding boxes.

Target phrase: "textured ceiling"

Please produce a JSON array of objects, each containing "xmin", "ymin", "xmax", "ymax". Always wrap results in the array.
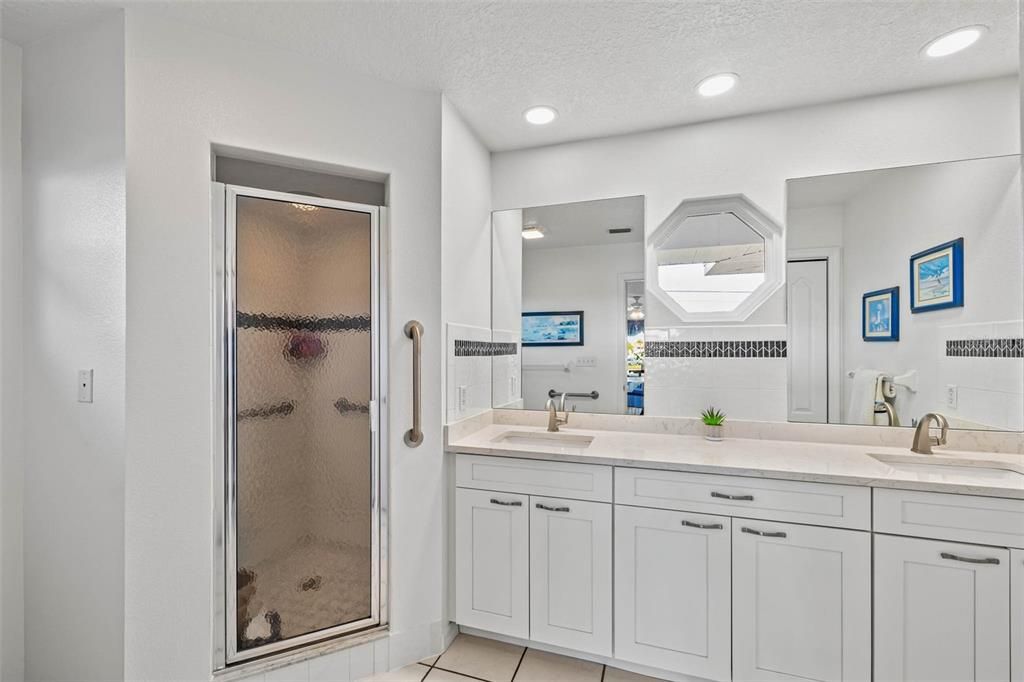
[{"xmin": 2, "ymin": 0, "xmax": 1019, "ymax": 151}]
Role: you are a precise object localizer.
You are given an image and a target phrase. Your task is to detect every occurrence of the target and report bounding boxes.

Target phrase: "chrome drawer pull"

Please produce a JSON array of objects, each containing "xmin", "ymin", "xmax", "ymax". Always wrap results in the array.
[
  {"xmin": 940, "ymin": 552, "xmax": 1000, "ymax": 565},
  {"xmin": 490, "ymin": 498, "xmax": 522, "ymax": 507},
  {"xmin": 741, "ymin": 526, "xmax": 787, "ymax": 538},
  {"xmin": 682, "ymin": 519, "xmax": 724, "ymax": 530},
  {"xmin": 535, "ymin": 503, "xmax": 570, "ymax": 512},
  {"xmin": 711, "ymin": 491, "xmax": 754, "ymax": 501}
]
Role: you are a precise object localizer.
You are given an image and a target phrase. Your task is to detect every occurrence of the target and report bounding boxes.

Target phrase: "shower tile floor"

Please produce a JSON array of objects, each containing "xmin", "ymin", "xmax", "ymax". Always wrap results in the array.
[{"xmin": 360, "ymin": 634, "xmax": 666, "ymax": 682}]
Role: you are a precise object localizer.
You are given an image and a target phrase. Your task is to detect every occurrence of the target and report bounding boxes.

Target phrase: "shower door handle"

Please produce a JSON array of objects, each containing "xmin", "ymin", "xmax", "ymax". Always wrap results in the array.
[{"xmin": 404, "ymin": 320, "xmax": 424, "ymax": 447}]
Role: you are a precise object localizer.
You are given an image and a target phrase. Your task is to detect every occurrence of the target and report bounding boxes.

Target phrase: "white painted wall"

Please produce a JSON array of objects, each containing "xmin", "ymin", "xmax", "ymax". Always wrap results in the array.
[
  {"xmin": 123, "ymin": 8, "xmax": 444, "ymax": 679},
  {"xmin": 18, "ymin": 13, "xmax": 127, "ymax": 682},
  {"xmin": 441, "ymin": 97, "xmax": 493, "ymax": 425},
  {"xmin": 521, "ymin": 242, "xmax": 643, "ymax": 413},
  {"xmin": 492, "ymin": 77, "xmax": 1021, "ymax": 420},
  {"xmin": 0, "ymin": 37, "xmax": 25, "ymax": 682}
]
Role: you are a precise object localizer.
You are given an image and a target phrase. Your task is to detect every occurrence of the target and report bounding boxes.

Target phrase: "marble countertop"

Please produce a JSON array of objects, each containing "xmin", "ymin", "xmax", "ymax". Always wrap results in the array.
[{"xmin": 446, "ymin": 423, "xmax": 1024, "ymax": 499}]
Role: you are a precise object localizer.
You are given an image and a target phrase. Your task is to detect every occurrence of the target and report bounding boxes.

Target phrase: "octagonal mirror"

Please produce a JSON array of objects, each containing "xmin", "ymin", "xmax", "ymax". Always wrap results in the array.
[{"xmin": 648, "ymin": 195, "xmax": 783, "ymax": 322}]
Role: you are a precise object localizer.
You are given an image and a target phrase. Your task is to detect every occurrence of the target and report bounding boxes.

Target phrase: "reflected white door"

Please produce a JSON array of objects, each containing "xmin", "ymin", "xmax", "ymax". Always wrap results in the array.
[{"xmin": 787, "ymin": 260, "xmax": 828, "ymax": 423}]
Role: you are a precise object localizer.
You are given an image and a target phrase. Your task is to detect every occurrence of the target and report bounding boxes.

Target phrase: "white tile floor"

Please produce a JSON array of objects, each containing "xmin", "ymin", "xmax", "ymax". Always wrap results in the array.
[{"xmin": 360, "ymin": 634, "xmax": 666, "ymax": 682}]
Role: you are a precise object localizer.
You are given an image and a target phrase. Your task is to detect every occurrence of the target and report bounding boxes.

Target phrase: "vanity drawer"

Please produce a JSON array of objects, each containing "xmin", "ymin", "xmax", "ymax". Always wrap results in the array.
[
  {"xmin": 615, "ymin": 467, "xmax": 871, "ymax": 530},
  {"xmin": 874, "ymin": 489, "xmax": 1024, "ymax": 548},
  {"xmin": 455, "ymin": 454, "xmax": 613, "ymax": 502}
]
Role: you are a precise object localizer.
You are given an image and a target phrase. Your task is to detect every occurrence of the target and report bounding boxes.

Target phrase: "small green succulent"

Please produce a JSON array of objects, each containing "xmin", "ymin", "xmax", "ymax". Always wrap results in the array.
[{"xmin": 701, "ymin": 407, "xmax": 726, "ymax": 426}]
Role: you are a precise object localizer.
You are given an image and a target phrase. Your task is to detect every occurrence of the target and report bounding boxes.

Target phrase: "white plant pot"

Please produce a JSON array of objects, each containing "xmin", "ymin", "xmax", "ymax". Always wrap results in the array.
[{"xmin": 704, "ymin": 424, "xmax": 724, "ymax": 441}]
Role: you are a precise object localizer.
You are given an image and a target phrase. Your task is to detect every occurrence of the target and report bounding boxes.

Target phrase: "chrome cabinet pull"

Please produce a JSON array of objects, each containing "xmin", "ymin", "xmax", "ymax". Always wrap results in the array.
[
  {"xmin": 490, "ymin": 498, "xmax": 522, "ymax": 507},
  {"xmin": 741, "ymin": 526, "xmax": 787, "ymax": 538},
  {"xmin": 711, "ymin": 491, "xmax": 754, "ymax": 501},
  {"xmin": 940, "ymin": 552, "xmax": 1000, "ymax": 565},
  {"xmin": 403, "ymin": 321, "xmax": 424, "ymax": 447},
  {"xmin": 535, "ymin": 503, "xmax": 570, "ymax": 512},
  {"xmin": 682, "ymin": 519, "xmax": 724, "ymax": 530}
]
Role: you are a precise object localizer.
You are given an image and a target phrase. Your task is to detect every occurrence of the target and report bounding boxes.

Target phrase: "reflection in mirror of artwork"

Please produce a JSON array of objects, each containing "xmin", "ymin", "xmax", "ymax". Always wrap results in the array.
[
  {"xmin": 491, "ymin": 196, "xmax": 645, "ymax": 415},
  {"xmin": 786, "ymin": 155, "xmax": 1023, "ymax": 432}
]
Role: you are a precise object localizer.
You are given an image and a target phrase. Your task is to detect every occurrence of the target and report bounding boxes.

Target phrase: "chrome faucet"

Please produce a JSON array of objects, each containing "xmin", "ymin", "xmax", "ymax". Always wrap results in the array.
[
  {"xmin": 911, "ymin": 413, "xmax": 949, "ymax": 454},
  {"xmin": 545, "ymin": 393, "xmax": 569, "ymax": 432}
]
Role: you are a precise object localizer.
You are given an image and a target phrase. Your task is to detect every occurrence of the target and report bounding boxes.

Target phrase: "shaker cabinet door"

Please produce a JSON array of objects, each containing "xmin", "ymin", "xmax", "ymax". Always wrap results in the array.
[
  {"xmin": 875, "ymin": 534, "xmax": 1010, "ymax": 682},
  {"xmin": 614, "ymin": 505, "xmax": 731, "ymax": 681},
  {"xmin": 733, "ymin": 520, "xmax": 871, "ymax": 681},
  {"xmin": 454, "ymin": 487, "xmax": 529, "ymax": 638}
]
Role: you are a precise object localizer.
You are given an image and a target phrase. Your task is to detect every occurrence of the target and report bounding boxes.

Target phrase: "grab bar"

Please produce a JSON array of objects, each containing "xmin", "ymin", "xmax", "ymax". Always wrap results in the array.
[
  {"xmin": 404, "ymin": 320, "xmax": 424, "ymax": 447},
  {"xmin": 548, "ymin": 389, "xmax": 599, "ymax": 400}
]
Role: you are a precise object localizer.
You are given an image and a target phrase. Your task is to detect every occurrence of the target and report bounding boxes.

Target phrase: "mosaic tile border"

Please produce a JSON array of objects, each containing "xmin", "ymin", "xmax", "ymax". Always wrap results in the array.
[
  {"xmin": 647, "ymin": 340, "xmax": 787, "ymax": 358},
  {"xmin": 454, "ymin": 340, "xmax": 519, "ymax": 357},
  {"xmin": 237, "ymin": 311, "xmax": 371, "ymax": 333},
  {"xmin": 946, "ymin": 338, "xmax": 1024, "ymax": 358}
]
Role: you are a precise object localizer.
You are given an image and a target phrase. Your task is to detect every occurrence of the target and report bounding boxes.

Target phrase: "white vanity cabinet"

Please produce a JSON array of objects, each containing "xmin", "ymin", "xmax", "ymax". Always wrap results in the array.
[
  {"xmin": 732, "ymin": 520, "xmax": 871, "ymax": 682},
  {"xmin": 874, "ymin": 534, "xmax": 1010, "ymax": 682},
  {"xmin": 454, "ymin": 455, "xmax": 613, "ymax": 653},
  {"xmin": 872, "ymin": 488, "xmax": 1024, "ymax": 682},
  {"xmin": 614, "ymin": 505, "xmax": 732, "ymax": 681},
  {"xmin": 453, "ymin": 452, "xmax": 1023, "ymax": 682}
]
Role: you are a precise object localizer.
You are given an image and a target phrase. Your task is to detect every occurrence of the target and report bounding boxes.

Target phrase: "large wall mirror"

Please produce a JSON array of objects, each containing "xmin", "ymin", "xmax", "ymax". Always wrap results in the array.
[
  {"xmin": 490, "ymin": 157, "xmax": 1023, "ymax": 432},
  {"xmin": 491, "ymin": 196, "xmax": 645, "ymax": 414},
  {"xmin": 787, "ymin": 154, "xmax": 1023, "ymax": 431}
]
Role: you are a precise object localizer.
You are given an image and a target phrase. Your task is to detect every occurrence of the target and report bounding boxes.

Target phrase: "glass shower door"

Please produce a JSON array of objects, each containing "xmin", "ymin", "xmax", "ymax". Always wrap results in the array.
[{"xmin": 223, "ymin": 187, "xmax": 381, "ymax": 664}]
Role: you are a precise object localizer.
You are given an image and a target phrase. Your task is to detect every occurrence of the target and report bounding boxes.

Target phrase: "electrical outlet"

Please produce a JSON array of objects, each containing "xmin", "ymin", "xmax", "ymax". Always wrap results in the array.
[
  {"xmin": 457, "ymin": 385, "xmax": 468, "ymax": 411},
  {"xmin": 78, "ymin": 369, "xmax": 94, "ymax": 403},
  {"xmin": 575, "ymin": 356, "xmax": 598, "ymax": 368},
  {"xmin": 945, "ymin": 384, "xmax": 958, "ymax": 409}
]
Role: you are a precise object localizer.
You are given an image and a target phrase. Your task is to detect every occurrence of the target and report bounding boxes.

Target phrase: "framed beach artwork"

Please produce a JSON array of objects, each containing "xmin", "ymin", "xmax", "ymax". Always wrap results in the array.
[
  {"xmin": 522, "ymin": 311, "xmax": 585, "ymax": 347},
  {"xmin": 862, "ymin": 287, "xmax": 899, "ymax": 342},
  {"xmin": 910, "ymin": 238, "xmax": 964, "ymax": 313}
]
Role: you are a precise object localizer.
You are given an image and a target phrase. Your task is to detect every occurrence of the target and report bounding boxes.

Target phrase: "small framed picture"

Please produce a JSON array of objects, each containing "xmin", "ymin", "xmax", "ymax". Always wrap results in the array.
[
  {"xmin": 522, "ymin": 311, "xmax": 584, "ymax": 347},
  {"xmin": 863, "ymin": 287, "xmax": 899, "ymax": 342},
  {"xmin": 910, "ymin": 237, "xmax": 963, "ymax": 313}
]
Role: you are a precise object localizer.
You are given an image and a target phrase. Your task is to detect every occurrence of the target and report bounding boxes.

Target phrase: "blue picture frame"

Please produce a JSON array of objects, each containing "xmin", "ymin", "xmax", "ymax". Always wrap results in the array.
[
  {"xmin": 522, "ymin": 311, "xmax": 585, "ymax": 347},
  {"xmin": 910, "ymin": 237, "xmax": 964, "ymax": 313},
  {"xmin": 862, "ymin": 287, "xmax": 899, "ymax": 342}
]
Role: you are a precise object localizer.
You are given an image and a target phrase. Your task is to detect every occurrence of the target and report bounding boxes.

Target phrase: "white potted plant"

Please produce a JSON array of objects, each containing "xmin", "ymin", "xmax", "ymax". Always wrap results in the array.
[{"xmin": 701, "ymin": 407, "xmax": 726, "ymax": 442}]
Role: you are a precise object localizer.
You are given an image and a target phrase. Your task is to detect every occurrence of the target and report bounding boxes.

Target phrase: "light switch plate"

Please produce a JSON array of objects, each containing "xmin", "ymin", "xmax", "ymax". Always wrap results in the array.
[
  {"xmin": 575, "ymin": 356, "xmax": 598, "ymax": 368},
  {"xmin": 78, "ymin": 369, "xmax": 94, "ymax": 403}
]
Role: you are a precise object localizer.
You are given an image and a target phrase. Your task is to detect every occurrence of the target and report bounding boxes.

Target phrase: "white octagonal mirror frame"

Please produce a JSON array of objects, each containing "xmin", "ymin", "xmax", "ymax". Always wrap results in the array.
[{"xmin": 647, "ymin": 194, "xmax": 784, "ymax": 323}]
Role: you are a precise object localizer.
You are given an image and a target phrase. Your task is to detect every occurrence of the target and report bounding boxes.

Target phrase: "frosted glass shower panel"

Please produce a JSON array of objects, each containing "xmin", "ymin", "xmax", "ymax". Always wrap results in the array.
[{"xmin": 233, "ymin": 195, "xmax": 374, "ymax": 654}]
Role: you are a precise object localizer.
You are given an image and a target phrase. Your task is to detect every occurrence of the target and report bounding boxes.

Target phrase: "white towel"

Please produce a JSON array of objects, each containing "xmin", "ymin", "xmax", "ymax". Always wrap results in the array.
[{"xmin": 846, "ymin": 369, "xmax": 885, "ymax": 425}]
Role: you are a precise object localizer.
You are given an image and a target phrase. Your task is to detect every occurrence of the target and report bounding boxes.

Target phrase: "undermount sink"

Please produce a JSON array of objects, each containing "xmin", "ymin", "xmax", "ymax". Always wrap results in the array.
[
  {"xmin": 491, "ymin": 430, "xmax": 594, "ymax": 449},
  {"xmin": 868, "ymin": 452, "xmax": 1024, "ymax": 484}
]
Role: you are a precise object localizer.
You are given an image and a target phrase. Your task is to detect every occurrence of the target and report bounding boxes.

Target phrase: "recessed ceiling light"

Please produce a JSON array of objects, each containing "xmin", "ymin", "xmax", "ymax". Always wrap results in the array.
[
  {"xmin": 697, "ymin": 73, "xmax": 738, "ymax": 97},
  {"xmin": 922, "ymin": 25, "xmax": 986, "ymax": 58},
  {"xmin": 522, "ymin": 224, "xmax": 545, "ymax": 240},
  {"xmin": 524, "ymin": 106, "xmax": 558, "ymax": 125}
]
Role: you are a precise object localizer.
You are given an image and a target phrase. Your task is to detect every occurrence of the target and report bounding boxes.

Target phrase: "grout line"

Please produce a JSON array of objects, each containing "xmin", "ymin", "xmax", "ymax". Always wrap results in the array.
[
  {"xmin": 509, "ymin": 647, "xmax": 528, "ymax": 682},
  {"xmin": 431, "ymin": 666, "xmax": 496, "ymax": 682}
]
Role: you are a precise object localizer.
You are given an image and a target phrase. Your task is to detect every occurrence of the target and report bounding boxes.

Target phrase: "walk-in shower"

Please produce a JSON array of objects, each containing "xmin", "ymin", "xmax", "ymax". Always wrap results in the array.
[{"xmin": 214, "ymin": 184, "xmax": 386, "ymax": 667}]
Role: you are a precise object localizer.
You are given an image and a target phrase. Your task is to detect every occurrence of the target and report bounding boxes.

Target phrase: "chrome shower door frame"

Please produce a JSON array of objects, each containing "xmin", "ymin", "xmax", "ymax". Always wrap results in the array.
[{"xmin": 212, "ymin": 183, "xmax": 388, "ymax": 670}]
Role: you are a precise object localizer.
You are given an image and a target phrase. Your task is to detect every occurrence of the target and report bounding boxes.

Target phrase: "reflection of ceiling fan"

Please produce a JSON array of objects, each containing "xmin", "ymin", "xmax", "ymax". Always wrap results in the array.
[{"xmin": 627, "ymin": 295, "xmax": 645, "ymax": 321}]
